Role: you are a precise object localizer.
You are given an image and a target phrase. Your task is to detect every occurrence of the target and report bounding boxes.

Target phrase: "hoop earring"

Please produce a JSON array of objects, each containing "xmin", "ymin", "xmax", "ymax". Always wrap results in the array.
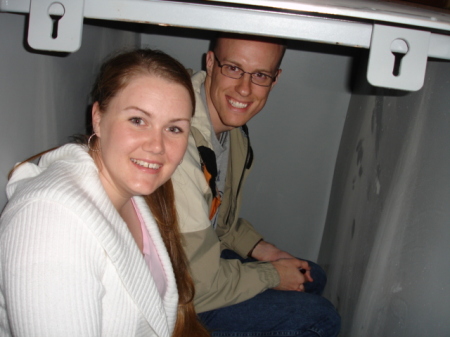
[{"xmin": 88, "ymin": 133, "xmax": 99, "ymax": 152}]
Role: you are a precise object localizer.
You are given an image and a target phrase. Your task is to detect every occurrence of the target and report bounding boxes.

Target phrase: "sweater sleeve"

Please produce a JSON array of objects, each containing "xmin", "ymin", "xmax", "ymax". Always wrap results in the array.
[{"xmin": 0, "ymin": 200, "xmax": 105, "ymax": 337}]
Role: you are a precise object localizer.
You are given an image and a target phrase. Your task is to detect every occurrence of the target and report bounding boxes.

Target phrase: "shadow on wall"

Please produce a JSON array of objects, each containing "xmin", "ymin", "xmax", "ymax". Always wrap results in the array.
[{"xmin": 319, "ymin": 52, "xmax": 450, "ymax": 336}]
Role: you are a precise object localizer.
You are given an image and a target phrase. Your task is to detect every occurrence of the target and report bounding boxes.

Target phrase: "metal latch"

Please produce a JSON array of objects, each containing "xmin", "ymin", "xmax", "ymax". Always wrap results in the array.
[
  {"xmin": 367, "ymin": 24, "xmax": 430, "ymax": 91},
  {"xmin": 28, "ymin": 0, "xmax": 85, "ymax": 52}
]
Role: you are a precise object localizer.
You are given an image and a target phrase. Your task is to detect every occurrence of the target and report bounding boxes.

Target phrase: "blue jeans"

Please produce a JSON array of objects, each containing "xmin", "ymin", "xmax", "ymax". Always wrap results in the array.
[{"xmin": 198, "ymin": 250, "xmax": 341, "ymax": 337}]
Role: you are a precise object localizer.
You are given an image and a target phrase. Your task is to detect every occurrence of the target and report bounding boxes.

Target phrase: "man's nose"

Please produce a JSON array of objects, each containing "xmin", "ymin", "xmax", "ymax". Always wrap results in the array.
[{"xmin": 235, "ymin": 73, "xmax": 252, "ymax": 97}]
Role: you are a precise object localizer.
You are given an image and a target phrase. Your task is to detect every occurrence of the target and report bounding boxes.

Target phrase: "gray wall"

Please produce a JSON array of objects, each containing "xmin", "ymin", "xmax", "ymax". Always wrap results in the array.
[
  {"xmin": 0, "ymin": 13, "xmax": 139, "ymax": 209},
  {"xmin": 141, "ymin": 28, "xmax": 353, "ymax": 261},
  {"xmin": 319, "ymin": 55, "xmax": 450, "ymax": 336},
  {"xmin": 3, "ymin": 13, "xmax": 449, "ymax": 335}
]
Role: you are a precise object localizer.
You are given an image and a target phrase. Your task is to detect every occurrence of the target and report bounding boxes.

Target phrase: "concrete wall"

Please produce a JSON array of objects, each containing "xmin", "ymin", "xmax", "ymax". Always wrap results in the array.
[
  {"xmin": 319, "ymin": 54, "xmax": 450, "ymax": 336},
  {"xmin": 141, "ymin": 27, "xmax": 353, "ymax": 261},
  {"xmin": 0, "ymin": 13, "xmax": 139, "ymax": 209}
]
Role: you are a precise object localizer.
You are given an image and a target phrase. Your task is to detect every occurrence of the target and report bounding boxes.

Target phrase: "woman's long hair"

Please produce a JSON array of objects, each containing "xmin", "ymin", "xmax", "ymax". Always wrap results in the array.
[
  {"xmin": 147, "ymin": 180, "xmax": 208, "ymax": 336},
  {"xmin": 11, "ymin": 49, "xmax": 209, "ymax": 336},
  {"xmin": 91, "ymin": 49, "xmax": 209, "ymax": 336}
]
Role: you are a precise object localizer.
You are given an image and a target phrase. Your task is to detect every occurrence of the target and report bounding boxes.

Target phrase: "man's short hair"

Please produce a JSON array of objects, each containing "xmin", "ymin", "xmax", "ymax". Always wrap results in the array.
[{"xmin": 210, "ymin": 32, "xmax": 287, "ymax": 68}]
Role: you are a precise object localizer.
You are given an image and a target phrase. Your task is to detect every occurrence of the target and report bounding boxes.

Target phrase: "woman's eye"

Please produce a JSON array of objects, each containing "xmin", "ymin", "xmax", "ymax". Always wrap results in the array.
[
  {"xmin": 130, "ymin": 117, "xmax": 144, "ymax": 126},
  {"xmin": 167, "ymin": 126, "xmax": 182, "ymax": 134}
]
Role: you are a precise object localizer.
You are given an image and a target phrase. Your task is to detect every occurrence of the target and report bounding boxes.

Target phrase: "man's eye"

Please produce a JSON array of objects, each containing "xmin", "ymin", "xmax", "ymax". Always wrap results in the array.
[
  {"xmin": 254, "ymin": 72, "xmax": 269, "ymax": 79},
  {"xmin": 226, "ymin": 65, "xmax": 240, "ymax": 72}
]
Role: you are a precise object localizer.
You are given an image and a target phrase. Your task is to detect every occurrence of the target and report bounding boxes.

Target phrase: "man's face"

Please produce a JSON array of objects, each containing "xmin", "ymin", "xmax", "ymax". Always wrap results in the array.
[{"xmin": 205, "ymin": 37, "xmax": 284, "ymax": 135}]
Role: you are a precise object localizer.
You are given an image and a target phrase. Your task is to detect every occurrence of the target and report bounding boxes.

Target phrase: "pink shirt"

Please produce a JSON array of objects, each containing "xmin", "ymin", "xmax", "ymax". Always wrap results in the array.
[{"xmin": 132, "ymin": 199, "xmax": 167, "ymax": 297}]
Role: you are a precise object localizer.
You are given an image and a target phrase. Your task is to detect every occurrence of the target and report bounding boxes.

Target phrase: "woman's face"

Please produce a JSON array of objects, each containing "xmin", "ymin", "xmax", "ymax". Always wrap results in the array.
[{"xmin": 92, "ymin": 75, "xmax": 192, "ymax": 207}]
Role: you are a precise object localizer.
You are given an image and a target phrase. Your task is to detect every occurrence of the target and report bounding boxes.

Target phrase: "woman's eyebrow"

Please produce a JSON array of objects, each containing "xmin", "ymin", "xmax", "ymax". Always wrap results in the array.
[
  {"xmin": 125, "ymin": 107, "xmax": 191, "ymax": 123},
  {"xmin": 124, "ymin": 106, "xmax": 151, "ymax": 116},
  {"xmin": 169, "ymin": 117, "xmax": 191, "ymax": 123}
]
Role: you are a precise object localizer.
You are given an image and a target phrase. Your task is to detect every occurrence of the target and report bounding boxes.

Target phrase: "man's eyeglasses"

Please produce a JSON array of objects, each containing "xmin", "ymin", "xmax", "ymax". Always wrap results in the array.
[{"xmin": 214, "ymin": 55, "xmax": 278, "ymax": 87}]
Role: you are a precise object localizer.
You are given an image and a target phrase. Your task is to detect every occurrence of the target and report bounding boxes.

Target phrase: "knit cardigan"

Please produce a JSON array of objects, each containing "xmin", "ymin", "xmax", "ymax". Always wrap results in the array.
[{"xmin": 0, "ymin": 144, "xmax": 178, "ymax": 337}]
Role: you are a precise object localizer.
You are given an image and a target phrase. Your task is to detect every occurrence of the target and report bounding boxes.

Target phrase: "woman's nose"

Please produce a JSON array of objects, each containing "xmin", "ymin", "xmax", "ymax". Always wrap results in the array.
[{"xmin": 143, "ymin": 130, "xmax": 165, "ymax": 155}]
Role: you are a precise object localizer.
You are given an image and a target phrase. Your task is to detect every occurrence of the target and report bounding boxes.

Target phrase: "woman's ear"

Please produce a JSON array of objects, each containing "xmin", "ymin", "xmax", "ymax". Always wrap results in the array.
[{"xmin": 91, "ymin": 102, "xmax": 102, "ymax": 137}]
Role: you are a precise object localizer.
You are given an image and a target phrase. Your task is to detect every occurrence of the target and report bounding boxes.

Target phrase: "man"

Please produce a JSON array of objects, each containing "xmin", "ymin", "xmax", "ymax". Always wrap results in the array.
[{"xmin": 172, "ymin": 33, "xmax": 340, "ymax": 336}]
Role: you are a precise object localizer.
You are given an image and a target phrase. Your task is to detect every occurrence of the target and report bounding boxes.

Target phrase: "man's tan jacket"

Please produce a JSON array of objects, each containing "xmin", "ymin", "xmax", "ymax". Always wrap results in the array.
[{"xmin": 172, "ymin": 71, "xmax": 279, "ymax": 313}]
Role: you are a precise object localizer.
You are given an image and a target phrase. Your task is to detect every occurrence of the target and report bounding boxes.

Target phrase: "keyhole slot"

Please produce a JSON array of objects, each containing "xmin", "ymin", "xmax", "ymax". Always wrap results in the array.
[
  {"xmin": 390, "ymin": 39, "xmax": 409, "ymax": 77},
  {"xmin": 48, "ymin": 2, "xmax": 65, "ymax": 39}
]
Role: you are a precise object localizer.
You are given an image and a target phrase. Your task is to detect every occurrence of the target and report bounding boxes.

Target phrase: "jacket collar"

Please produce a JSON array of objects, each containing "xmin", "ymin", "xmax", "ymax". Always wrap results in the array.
[{"xmin": 191, "ymin": 71, "xmax": 215, "ymax": 150}]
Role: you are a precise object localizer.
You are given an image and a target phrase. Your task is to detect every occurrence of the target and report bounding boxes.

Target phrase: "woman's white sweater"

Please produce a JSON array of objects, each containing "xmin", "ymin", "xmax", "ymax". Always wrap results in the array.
[{"xmin": 0, "ymin": 144, "xmax": 178, "ymax": 337}]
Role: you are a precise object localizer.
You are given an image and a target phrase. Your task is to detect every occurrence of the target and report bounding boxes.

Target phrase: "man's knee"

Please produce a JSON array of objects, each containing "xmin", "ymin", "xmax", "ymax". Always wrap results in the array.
[
  {"xmin": 308, "ymin": 310, "xmax": 341, "ymax": 337},
  {"xmin": 304, "ymin": 260, "xmax": 327, "ymax": 295},
  {"xmin": 304, "ymin": 295, "xmax": 341, "ymax": 337}
]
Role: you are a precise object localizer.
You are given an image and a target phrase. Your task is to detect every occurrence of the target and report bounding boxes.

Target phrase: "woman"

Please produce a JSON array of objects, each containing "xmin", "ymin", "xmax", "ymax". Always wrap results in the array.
[{"xmin": 0, "ymin": 49, "xmax": 208, "ymax": 336}]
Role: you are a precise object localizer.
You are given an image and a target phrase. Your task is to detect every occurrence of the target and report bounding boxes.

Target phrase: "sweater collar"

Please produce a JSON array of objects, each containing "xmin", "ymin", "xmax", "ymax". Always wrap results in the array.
[{"xmin": 6, "ymin": 144, "xmax": 176, "ymax": 336}]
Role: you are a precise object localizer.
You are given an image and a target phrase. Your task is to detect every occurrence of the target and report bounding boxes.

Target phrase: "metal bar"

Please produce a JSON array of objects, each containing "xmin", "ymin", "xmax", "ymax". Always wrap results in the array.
[
  {"xmin": 81, "ymin": 0, "xmax": 372, "ymax": 48},
  {"xmin": 2, "ymin": 0, "xmax": 450, "ymax": 60}
]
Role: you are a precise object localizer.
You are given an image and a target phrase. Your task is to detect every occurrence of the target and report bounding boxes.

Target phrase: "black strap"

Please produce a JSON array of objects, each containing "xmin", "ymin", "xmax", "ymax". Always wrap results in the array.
[
  {"xmin": 241, "ymin": 124, "xmax": 253, "ymax": 169},
  {"xmin": 197, "ymin": 145, "xmax": 218, "ymax": 198}
]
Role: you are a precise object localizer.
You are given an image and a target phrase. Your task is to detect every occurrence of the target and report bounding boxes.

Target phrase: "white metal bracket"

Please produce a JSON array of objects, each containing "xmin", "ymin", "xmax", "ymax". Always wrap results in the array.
[
  {"xmin": 367, "ymin": 24, "xmax": 430, "ymax": 91},
  {"xmin": 28, "ymin": 0, "xmax": 84, "ymax": 52},
  {"xmin": 3, "ymin": 0, "xmax": 449, "ymax": 93}
]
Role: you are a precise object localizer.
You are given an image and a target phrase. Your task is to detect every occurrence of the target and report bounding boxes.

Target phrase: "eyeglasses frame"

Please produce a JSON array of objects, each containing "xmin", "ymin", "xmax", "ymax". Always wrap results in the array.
[{"xmin": 213, "ymin": 55, "xmax": 279, "ymax": 87}]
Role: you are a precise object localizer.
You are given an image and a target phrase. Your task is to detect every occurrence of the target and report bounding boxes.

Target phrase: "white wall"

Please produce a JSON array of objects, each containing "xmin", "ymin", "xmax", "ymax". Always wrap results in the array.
[
  {"xmin": 141, "ymin": 28, "xmax": 353, "ymax": 261},
  {"xmin": 0, "ymin": 13, "xmax": 140, "ymax": 209},
  {"xmin": 242, "ymin": 42, "xmax": 352, "ymax": 261},
  {"xmin": 320, "ymin": 55, "xmax": 450, "ymax": 336},
  {"xmin": 3, "ymin": 11, "xmax": 450, "ymax": 336},
  {"xmin": 1, "ymin": 16, "xmax": 352, "ymax": 261}
]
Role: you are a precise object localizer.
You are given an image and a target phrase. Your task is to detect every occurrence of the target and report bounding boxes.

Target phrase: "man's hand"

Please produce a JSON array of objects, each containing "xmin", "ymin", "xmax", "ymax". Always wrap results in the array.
[
  {"xmin": 250, "ymin": 240, "xmax": 294, "ymax": 261},
  {"xmin": 271, "ymin": 258, "xmax": 313, "ymax": 291},
  {"xmin": 250, "ymin": 241, "xmax": 314, "ymax": 291}
]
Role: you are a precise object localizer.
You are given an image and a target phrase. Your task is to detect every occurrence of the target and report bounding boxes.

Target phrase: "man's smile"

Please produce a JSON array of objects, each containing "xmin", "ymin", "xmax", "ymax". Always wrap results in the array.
[{"xmin": 227, "ymin": 97, "xmax": 249, "ymax": 109}]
